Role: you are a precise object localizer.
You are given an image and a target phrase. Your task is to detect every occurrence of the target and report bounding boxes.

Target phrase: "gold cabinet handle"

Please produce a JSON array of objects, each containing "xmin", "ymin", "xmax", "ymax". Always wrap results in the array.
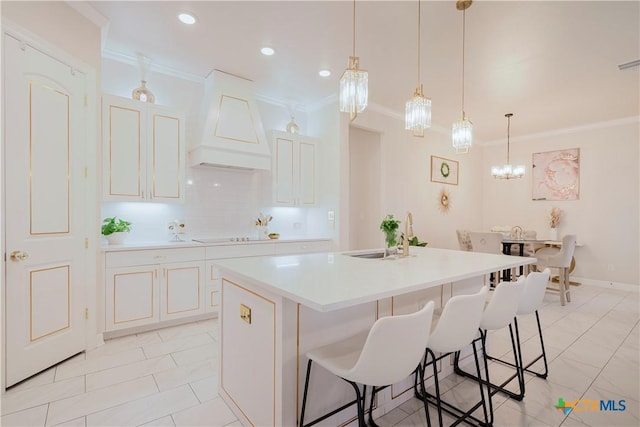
[{"xmin": 10, "ymin": 250, "xmax": 29, "ymax": 261}]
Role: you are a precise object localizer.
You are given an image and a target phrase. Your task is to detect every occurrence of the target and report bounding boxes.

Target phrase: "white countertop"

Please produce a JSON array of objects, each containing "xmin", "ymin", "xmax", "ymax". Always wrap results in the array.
[
  {"xmin": 101, "ymin": 237, "xmax": 331, "ymax": 252},
  {"xmin": 213, "ymin": 246, "xmax": 536, "ymax": 312}
]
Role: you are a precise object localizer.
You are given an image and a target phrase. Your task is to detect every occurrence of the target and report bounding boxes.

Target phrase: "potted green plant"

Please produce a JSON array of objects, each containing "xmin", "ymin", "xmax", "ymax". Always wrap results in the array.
[
  {"xmin": 102, "ymin": 217, "xmax": 132, "ymax": 245},
  {"xmin": 380, "ymin": 214, "xmax": 401, "ymax": 257},
  {"xmin": 400, "ymin": 233, "xmax": 428, "ymax": 247}
]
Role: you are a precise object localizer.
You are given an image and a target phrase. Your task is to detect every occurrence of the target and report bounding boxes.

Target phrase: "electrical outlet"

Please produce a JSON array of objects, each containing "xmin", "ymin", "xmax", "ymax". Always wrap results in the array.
[
  {"xmin": 328, "ymin": 211, "xmax": 335, "ymax": 221},
  {"xmin": 293, "ymin": 222, "xmax": 302, "ymax": 230},
  {"xmin": 607, "ymin": 264, "xmax": 614, "ymax": 272}
]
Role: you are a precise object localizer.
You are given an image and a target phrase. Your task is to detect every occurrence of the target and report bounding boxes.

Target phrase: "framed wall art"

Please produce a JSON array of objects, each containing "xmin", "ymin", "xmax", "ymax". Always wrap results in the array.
[
  {"xmin": 532, "ymin": 148, "xmax": 580, "ymax": 201},
  {"xmin": 431, "ymin": 155, "xmax": 459, "ymax": 185}
]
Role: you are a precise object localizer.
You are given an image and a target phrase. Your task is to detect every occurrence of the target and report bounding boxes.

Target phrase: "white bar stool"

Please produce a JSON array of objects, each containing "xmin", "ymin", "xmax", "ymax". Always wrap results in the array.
[
  {"xmin": 299, "ymin": 301, "xmax": 435, "ymax": 427},
  {"xmin": 485, "ymin": 269, "xmax": 552, "ymax": 387},
  {"xmin": 414, "ymin": 286, "xmax": 490, "ymax": 427},
  {"xmin": 454, "ymin": 277, "xmax": 526, "ymax": 417}
]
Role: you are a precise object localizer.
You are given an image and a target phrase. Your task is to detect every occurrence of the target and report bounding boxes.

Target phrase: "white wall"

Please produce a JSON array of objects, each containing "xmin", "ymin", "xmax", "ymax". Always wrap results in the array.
[
  {"xmin": 339, "ymin": 107, "xmax": 484, "ymax": 251},
  {"xmin": 481, "ymin": 118, "xmax": 639, "ymax": 286},
  {"xmin": 349, "ymin": 127, "xmax": 382, "ymax": 249}
]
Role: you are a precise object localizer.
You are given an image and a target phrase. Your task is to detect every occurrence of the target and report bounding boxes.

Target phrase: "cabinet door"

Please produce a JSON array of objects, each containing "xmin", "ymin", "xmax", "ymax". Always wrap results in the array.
[
  {"xmin": 103, "ymin": 95, "xmax": 145, "ymax": 201},
  {"xmin": 148, "ymin": 108, "xmax": 185, "ymax": 202},
  {"xmin": 161, "ymin": 261, "xmax": 205, "ymax": 321},
  {"xmin": 298, "ymin": 139, "xmax": 317, "ymax": 206},
  {"xmin": 205, "ymin": 261, "xmax": 221, "ymax": 314},
  {"xmin": 105, "ymin": 265, "xmax": 159, "ymax": 331},
  {"xmin": 273, "ymin": 135, "xmax": 295, "ymax": 205}
]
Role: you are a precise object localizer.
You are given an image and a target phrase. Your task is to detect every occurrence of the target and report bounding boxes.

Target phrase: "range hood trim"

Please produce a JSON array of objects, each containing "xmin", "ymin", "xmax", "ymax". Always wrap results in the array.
[{"xmin": 190, "ymin": 70, "xmax": 271, "ymax": 171}]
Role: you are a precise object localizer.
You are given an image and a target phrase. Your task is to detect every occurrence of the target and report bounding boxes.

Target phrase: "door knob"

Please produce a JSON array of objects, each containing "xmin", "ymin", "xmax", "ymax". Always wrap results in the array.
[{"xmin": 10, "ymin": 250, "xmax": 29, "ymax": 261}]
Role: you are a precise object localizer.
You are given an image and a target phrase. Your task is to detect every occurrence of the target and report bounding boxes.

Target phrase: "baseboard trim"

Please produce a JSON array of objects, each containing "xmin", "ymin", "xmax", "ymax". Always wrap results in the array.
[{"xmin": 571, "ymin": 277, "xmax": 639, "ymax": 293}]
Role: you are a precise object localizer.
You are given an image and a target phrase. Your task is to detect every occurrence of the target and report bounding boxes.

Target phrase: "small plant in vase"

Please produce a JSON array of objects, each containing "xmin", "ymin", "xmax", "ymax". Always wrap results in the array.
[
  {"xmin": 548, "ymin": 207, "xmax": 563, "ymax": 240},
  {"xmin": 102, "ymin": 217, "xmax": 132, "ymax": 245},
  {"xmin": 380, "ymin": 214, "xmax": 401, "ymax": 257}
]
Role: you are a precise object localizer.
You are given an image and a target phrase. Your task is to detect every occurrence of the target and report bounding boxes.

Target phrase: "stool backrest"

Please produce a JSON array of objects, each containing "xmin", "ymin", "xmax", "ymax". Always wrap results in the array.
[
  {"xmin": 429, "ymin": 286, "xmax": 489, "ymax": 354},
  {"xmin": 517, "ymin": 268, "xmax": 551, "ymax": 315},
  {"xmin": 548, "ymin": 234, "xmax": 577, "ymax": 268},
  {"xmin": 348, "ymin": 300, "xmax": 435, "ymax": 386},
  {"xmin": 469, "ymin": 232, "xmax": 503, "ymax": 255},
  {"xmin": 480, "ymin": 277, "xmax": 525, "ymax": 331}
]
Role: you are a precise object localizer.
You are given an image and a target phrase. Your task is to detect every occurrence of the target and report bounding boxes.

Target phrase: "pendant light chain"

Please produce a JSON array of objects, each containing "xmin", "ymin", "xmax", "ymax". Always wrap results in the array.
[
  {"xmin": 506, "ymin": 114, "xmax": 511, "ymax": 163},
  {"xmin": 461, "ymin": 8, "xmax": 466, "ymax": 119},
  {"xmin": 417, "ymin": 0, "xmax": 421, "ymax": 86},
  {"xmin": 352, "ymin": 0, "xmax": 356, "ymax": 57}
]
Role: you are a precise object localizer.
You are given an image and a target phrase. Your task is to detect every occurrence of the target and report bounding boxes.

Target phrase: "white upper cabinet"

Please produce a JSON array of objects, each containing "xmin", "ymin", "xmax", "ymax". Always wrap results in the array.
[
  {"xmin": 102, "ymin": 94, "xmax": 185, "ymax": 202},
  {"xmin": 272, "ymin": 131, "xmax": 318, "ymax": 206}
]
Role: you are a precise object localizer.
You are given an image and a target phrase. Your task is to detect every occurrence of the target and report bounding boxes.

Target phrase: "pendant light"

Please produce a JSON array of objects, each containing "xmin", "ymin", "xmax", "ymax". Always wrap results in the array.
[
  {"xmin": 405, "ymin": 0, "xmax": 432, "ymax": 137},
  {"xmin": 491, "ymin": 113, "xmax": 525, "ymax": 179},
  {"xmin": 339, "ymin": 0, "xmax": 368, "ymax": 121},
  {"xmin": 132, "ymin": 53, "xmax": 155, "ymax": 104},
  {"xmin": 452, "ymin": 0, "xmax": 472, "ymax": 153}
]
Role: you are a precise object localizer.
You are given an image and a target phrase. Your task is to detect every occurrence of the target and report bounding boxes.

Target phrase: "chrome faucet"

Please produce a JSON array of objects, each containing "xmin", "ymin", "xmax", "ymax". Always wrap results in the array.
[{"xmin": 402, "ymin": 211, "xmax": 414, "ymax": 257}]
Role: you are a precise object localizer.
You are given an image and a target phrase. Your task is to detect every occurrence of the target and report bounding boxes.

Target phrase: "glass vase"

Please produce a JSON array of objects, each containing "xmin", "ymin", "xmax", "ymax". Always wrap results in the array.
[{"xmin": 383, "ymin": 231, "xmax": 398, "ymax": 259}]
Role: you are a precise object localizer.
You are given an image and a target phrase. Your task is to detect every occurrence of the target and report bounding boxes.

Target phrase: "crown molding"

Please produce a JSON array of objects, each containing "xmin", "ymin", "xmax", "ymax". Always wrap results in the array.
[
  {"xmin": 102, "ymin": 48, "xmax": 204, "ymax": 83},
  {"xmin": 482, "ymin": 116, "xmax": 640, "ymax": 146}
]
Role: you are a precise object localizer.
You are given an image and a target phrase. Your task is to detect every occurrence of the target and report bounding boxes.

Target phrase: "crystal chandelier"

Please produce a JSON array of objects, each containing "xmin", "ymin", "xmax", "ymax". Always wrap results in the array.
[
  {"xmin": 452, "ymin": 0, "xmax": 472, "ymax": 153},
  {"xmin": 339, "ymin": 0, "xmax": 368, "ymax": 121},
  {"xmin": 405, "ymin": 0, "xmax": 432, "ymax": 137},
  {"xmin": 491, "ymin": 113, "xmax": 525, "ymax": 179}
]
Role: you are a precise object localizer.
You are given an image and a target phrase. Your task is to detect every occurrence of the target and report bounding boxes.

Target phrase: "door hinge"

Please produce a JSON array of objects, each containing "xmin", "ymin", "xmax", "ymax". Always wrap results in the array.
[
  {"xmin": 85, "ymin": 237, "xmax": 89, "ymax": 248},
  {"xmin": 84, "ymin": 166, "xmax": 88, "ymax": 178},
  {"xmin": 84, "ymin": 95, "xmax": 88, "ymax": 107},
  {"xmin": 85, "ymin": 308, "xmax": 89, "ymax": 319}
]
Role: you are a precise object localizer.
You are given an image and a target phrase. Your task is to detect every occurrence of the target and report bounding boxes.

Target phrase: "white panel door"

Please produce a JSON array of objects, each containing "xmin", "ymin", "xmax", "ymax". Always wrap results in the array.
[{"xmin": 4, "ymin": 35, "xmax": 88, "ymax": 386}]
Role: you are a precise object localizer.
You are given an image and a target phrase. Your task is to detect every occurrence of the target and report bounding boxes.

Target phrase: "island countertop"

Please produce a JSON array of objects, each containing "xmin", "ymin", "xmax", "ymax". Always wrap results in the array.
[{"xmin": 213, "ymin": 246, "xmax": 535, "ymax": 312}]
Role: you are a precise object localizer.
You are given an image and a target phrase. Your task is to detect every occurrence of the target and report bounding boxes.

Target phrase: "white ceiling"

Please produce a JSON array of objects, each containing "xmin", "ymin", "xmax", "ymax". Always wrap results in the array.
[{"xmin": 87, "ymin": 0, "xmax": 639, "ymax": 143}]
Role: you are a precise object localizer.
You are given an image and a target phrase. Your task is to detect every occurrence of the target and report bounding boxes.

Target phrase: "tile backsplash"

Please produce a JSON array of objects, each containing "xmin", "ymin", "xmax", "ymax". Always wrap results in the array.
[{"xmin": 101, "ymin": 167, "xmax": 327, "ymax": 243}]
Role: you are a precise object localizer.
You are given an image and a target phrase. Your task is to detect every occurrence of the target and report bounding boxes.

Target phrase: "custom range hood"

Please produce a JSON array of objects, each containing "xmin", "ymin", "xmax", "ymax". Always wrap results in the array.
[{"xmin": 190, "ymin": 70, "xmax": 271, "ymax": 170}]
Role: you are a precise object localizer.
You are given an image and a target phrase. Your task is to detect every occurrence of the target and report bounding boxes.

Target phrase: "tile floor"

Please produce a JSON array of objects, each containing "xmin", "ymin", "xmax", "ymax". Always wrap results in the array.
[{"xmin": 1, "ymin": 283, "xmax": 638, "ymax": 427}]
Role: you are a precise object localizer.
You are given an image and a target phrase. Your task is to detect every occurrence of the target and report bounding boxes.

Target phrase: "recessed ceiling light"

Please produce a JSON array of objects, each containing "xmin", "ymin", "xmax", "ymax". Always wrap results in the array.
[
  {"xmin": 261, "ymin": 47, "xmax": 275, "ymax": 56},
  {"xmin": 178, "ymin": 13, "xmax": 196, "ymax": 25},
  {"xmin": 318, "ymin": 69, "xmax": 331, "ymax": 77}
]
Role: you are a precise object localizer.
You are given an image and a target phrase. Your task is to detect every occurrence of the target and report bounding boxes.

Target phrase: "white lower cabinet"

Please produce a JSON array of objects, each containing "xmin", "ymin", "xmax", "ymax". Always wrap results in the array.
[
  {"xmin": 205, "ymin": 261, "xmax": 221, "ymax": 314},
  {"xmin": 105, "ymin": 265, "xmax": 159, "ymax": 331},
  {"xmin": 104, "ymin": 248, "xmax": 205, "ymax": 332},
  {"xmin": 160, "ymin": 261, "xmax": 205, "ymax": 321},
  {"xmin": 103, "ymin": 240, "xmax": 331, "ymax": 333}
]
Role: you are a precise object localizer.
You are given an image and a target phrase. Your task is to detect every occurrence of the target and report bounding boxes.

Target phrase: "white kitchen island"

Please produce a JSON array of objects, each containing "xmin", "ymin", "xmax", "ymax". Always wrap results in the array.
[{"xmin": 214, "ymin": 247, "xmax": 535, "ymax": 427}]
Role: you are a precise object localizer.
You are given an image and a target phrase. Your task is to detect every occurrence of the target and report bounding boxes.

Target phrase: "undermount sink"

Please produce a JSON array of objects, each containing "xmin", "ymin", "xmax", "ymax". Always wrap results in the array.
[{"xmin": 346, "ymin": 251, "xmax": 386, "ymax": 259}]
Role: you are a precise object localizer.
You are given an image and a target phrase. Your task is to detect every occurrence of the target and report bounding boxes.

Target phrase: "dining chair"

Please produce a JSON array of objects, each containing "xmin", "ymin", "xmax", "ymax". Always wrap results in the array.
[
  {"xmin": 469, "ymin": 231, "xmax": 504, "ymax": 284},
  {"xmin": 535, "ymin": 234, "xmax": 576, "ymax": 305},
  {"xmin": 414, "ymin": 286, "xmax": 491, "ymax": 427},
  {"xmin": 300, "ymin": 301, "xmax": 436, "ymax": 427},
  {"xmin": 456, "ymin": 229, "xmax": 473, "ymax": 251}
]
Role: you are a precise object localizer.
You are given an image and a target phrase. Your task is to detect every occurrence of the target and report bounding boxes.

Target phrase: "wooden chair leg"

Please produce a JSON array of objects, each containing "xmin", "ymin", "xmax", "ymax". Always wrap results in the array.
[
  {"xmin": 565, "ymin": 268, "xmax": 572, "ymax": 302},
  {"xmin": 559, "ymin": 268, "xmax": 567, "ymax": 306}
]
